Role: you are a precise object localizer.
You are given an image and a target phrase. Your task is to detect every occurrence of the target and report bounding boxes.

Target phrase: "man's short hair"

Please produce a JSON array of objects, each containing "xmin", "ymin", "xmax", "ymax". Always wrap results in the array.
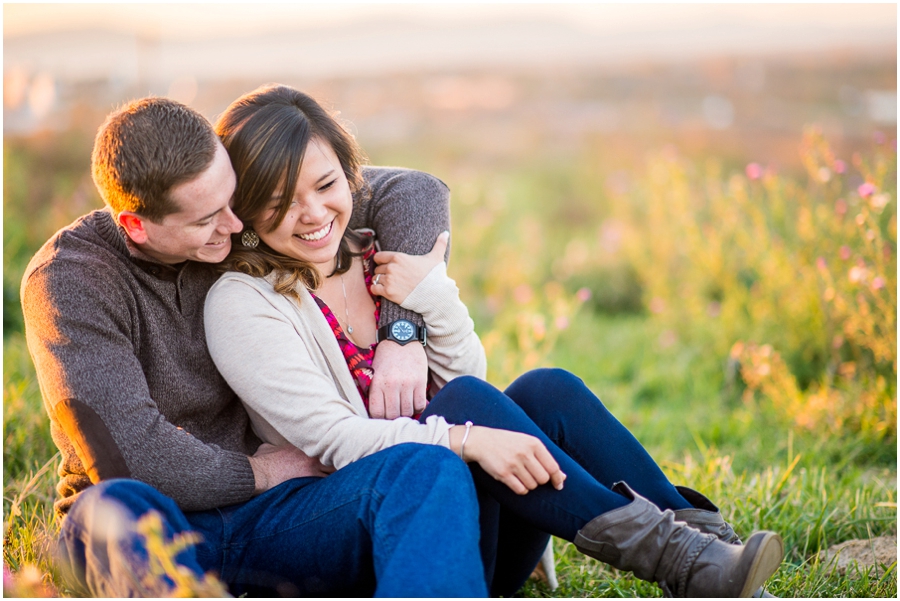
[{"xmin": 91, "ymin": 97, "xmax": 218, "ymax": 223}]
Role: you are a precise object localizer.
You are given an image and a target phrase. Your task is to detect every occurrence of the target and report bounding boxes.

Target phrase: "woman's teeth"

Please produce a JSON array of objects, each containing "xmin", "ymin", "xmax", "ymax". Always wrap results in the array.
[{"xmin": 297, "ymin": 221, "xmax": 332, "ymax": 241}]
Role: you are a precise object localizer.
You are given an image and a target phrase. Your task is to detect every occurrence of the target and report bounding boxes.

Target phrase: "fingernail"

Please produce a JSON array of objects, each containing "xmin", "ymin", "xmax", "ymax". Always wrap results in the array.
[{"xmin": 441, "ymin": 230, "xmax": 450, "ymax": 239}]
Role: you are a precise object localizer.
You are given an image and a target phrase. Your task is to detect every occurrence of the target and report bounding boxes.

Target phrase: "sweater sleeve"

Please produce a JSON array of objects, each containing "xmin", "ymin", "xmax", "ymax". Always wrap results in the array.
[
  {"xmin": 22, "ymin": 259, "xmax": 256, "ymax": 511},
  {"xmin": 350, "ymin": 166, "xmax": 451, "ymax": 328},
  {"xmin": 204, "ymin": 275, "xmax": 455, "ymax": 471},
  {"xmin": 400, "ymin": 262, "xmax": 487, "ymax": 389}
]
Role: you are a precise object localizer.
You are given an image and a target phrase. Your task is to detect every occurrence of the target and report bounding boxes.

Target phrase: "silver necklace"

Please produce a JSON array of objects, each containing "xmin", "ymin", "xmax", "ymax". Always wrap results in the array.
[{"xmin": 339, "ymin": 273, "xmax": 354, "ymax": 334}]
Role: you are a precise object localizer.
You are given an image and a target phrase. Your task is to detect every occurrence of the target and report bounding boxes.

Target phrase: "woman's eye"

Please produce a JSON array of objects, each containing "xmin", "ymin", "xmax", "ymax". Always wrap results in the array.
[{"xmin": 318, "ymin": 180, "xmax": 336, "ymax": 192}]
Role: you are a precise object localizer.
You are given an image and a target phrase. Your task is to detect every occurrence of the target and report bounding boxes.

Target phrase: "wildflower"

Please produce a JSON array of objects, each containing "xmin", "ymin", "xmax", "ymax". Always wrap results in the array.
[
  {"xmin": 575, "ymin": 287, "xmax": 592, "ymax": 303},
  {"xmin": 835, "ymin": 198, "xmax": 848, "ymax": 217},
  {"xmin": 870, "ymin": 193, "xmax": 890, "ymax": 212},
  {"xmin": 857, "ymin": 182, "xmax": 876, "ymax": 198},
  {"xmin": 513, "ymin": 284, "xmax": 533, "ymax": 305},
  {"xmin": 816, "ymin": 257, "xmax": 827, "ymax": 271},
  {"xmin": 649, "ymin": 297, "xmax": 665, "ymax": 314},
  {"xmin": 872, "ymin": 277, "xmax": 885, "ymax": 290},
  {"xmin": 658, "ymin": 330, "xmax": 677, "ymax": 349},
  {"xmin": 555, "ymin": 316, "xmax": 570, "ymax": 330},
  {"xmin": 840, "ymin": 246, "xmax": 851, "ymax": 260},
  {"xmin": 833, "ymin": 159, "xmax": 846, "ymax": 174},
  {"xmin": 817, "ymin": 167, "xmax": 831, "ymax": 182},
  {"xmin": 745, "ymin": 162, "xmax": 763, "ymax": 180},
  {"xmin": 848, "ymin": 265, "xmax": 866, "ymax": 283}
]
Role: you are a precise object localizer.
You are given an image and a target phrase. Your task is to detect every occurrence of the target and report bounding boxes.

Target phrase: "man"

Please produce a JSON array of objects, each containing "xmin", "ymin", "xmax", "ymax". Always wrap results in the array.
[{"xmin": 21, "ymin": 97, "xmax": 486, "ymax": 596}]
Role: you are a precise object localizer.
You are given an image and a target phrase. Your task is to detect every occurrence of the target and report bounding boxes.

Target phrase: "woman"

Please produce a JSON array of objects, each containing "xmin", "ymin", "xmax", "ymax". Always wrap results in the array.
[{"xmin": 204, "ymin": 84, "xmax": 783, "ymax": 597}]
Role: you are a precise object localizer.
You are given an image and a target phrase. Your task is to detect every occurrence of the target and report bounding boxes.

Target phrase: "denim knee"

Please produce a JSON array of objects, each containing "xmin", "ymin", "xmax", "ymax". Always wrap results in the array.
[{"xmin": 59, "ymin": 479, "xmax": 201, "ymax": 597}]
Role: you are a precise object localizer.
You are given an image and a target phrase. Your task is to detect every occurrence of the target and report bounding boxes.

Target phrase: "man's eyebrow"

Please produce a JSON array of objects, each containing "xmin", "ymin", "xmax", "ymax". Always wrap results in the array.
[{"xmin": 192, "ymin": 207, "xmax": 223, "ymax": 223}]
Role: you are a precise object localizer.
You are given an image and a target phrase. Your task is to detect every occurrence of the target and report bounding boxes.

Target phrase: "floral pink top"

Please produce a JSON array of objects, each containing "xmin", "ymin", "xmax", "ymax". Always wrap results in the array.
[{"xmin": 310, "ymin": 239, "xmax": 381, "ymax": 410}]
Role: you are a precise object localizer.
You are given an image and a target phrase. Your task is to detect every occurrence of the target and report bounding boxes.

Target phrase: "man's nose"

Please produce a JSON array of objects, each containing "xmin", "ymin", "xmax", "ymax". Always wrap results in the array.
[{"xmin": 219, "ymin": 206, "xmax": 243, "ymax": 233}]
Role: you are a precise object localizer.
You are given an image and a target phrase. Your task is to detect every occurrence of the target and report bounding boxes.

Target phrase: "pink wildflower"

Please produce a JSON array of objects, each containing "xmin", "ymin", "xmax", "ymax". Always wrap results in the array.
[
  {"xmin": 832, "ymin": 159, "xmax": 846, "ymax": 174},
  {"xmin": 575, "ymin": 287, "xmax": 592, "ymax": 303},
  {"xmin": 816, "ymin": 257, "xmax": 827, "ymax": 272},
  {"xmin": 872, "ymin": 277, "xmax": 885, "ymax": 290},
  {"xmin": 555, "ymin": 316, "xmax": 570, "ymax": 330},
  {"xmin": 513, "ymin": 284, "xmax": 533, "ymax": 305},
  {"xmin": 835, "ymin": 198, "xmax": 848, "ymax": 217},
  {"xmin": 745, "ymin": 162, "xmax": 763, "ymax": 181},
  {"xmin": 857, "ymin": 182, "xmax": 876, "ymax": 198},
  {"xmin": 840, "ymin": 246, "xmax": 851, "ymax": 260}
]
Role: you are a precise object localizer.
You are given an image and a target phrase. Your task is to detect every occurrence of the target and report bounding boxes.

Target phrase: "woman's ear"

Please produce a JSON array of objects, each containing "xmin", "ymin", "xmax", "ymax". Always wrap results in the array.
[{"xmin": 117, "ymin": 211, "xmax": 149, "ymax": 244}]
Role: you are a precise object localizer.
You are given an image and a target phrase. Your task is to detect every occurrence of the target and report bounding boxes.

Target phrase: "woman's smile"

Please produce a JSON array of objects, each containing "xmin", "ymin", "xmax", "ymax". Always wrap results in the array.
[
  {"xmin": 296, "ymin": 219, "xmax": 334, "ymax": 243},
  {"xmin": 254, "ymin": 137, "xmax": 353, "ymax": 272}
]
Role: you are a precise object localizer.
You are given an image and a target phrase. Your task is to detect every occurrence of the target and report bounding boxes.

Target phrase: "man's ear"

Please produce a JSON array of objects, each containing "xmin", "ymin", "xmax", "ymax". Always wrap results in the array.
[{"xmin": 117, "ymin": 211, "xmax": 149, "ymax": 245}]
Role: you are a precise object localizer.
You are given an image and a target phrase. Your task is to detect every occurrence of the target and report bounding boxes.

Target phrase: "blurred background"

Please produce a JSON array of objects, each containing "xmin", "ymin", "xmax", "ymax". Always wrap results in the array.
[{"xmin": 4, "ymin": 4, "xmax": 897, "ymax": 597}]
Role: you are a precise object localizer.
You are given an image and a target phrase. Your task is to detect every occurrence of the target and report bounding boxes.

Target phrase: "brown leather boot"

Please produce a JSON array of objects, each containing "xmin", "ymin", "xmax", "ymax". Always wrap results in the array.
[
  {"xmin": 674, "ymin": 486, "xmax": 778, "ymax": 597},
  {"xmin": 574, "ymin": 482, "xmax": 783, "ymax": 597},
  {"xmin": 674, "ymin": 485, "xmax": 742, "ymax": 544}
]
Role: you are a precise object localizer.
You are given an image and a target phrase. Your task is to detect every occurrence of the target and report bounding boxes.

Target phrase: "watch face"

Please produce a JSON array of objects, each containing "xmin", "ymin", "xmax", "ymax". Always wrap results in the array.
[{"xmin": 391, "ymin": 320, "xmax": 415, "ymax": 341}]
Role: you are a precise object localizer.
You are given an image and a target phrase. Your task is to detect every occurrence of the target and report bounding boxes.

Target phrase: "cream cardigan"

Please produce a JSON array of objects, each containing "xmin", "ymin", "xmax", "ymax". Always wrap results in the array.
[{"xmin": 204, "ymin": 260, "xmax": 487, "ymax": 470}]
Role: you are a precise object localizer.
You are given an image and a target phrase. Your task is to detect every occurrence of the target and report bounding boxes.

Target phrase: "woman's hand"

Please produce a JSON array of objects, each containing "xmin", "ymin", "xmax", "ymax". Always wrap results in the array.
[
  {"xmin": 370, "ymin": 231, "xmax": 449, "ymax": 304},
  {"xmin": 450, "ymin": 425, "xmax": 566, "ymax": 495}
]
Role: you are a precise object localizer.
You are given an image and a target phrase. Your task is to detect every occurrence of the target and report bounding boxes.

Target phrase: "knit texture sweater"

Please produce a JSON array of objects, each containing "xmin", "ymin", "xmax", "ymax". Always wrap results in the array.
[{"xmin": 21, "ymin": 167, "xmax": 450, "ymax": 515}]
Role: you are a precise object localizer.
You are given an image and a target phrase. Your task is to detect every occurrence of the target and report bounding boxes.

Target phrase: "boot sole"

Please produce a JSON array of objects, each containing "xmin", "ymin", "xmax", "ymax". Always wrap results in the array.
[{"xmin": 738, "ymin": 532, "xmax": 784, "ymax": 597}]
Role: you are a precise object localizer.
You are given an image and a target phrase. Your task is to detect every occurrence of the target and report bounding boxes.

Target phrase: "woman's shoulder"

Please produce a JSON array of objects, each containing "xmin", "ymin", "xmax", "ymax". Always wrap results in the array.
[{"xmin": 206, "ymin": 270, "xmax": 287, "ymax": 310}]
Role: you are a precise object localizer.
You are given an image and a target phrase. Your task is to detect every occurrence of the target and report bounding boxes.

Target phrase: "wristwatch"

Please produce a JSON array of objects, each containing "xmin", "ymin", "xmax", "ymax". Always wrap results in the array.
[{"xmin": 377, "ymin": 319, "xmax": 427, "ymax": 347}]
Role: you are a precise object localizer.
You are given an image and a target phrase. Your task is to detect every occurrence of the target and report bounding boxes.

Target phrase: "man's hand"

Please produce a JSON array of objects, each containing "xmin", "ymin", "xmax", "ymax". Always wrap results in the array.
[
  {"xmin": 248, "ymin": 443, "xmax": 333, "ymax": 495},
  {"xmin": 368, "ymin": 340, "xmax": 428, "ymax": 419},
  {"xmin": 370, "ymin": 231, "xmax": 449, "ymax": 305}
]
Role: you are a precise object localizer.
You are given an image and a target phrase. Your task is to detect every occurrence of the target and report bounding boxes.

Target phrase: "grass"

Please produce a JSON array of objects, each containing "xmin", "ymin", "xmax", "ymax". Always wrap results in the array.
[{"xmin": 3, "ymin": 113, "xmax": 896, "ymax": 596}]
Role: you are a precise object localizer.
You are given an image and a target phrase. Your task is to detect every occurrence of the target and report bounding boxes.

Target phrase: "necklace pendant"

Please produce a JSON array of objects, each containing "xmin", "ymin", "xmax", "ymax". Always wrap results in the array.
[{"xmin": 347, "ymin": 325, "xmax": 354, "ymax": 334}]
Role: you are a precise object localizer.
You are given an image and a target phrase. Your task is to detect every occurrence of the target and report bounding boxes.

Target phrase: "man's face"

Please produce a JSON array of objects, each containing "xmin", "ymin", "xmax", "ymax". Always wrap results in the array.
[{"xmin": 138, "ymin": 142, "xmax": 243, "ymax": 264}]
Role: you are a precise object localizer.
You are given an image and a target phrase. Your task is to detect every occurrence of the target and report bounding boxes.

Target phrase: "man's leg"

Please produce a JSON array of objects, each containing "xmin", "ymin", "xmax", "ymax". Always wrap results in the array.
[
  {"xmin": 188, "ymin": 443, "xmax": 487, "ymax": 598},
  {"xmin": 58, "ymin": 478, "xmax": 208, "ymax": 597}
]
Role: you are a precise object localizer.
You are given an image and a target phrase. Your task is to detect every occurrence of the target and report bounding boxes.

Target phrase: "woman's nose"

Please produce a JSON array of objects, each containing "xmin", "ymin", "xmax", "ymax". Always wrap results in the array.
[{"xmin": 298, "ymin": 198, "xmax": 328, "ymax": 224}]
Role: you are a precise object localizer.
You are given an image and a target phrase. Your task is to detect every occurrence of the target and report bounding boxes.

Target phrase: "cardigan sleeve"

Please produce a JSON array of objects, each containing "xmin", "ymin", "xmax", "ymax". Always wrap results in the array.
[
  {"xmin": 400, "ymin": 262, "xmax": 487, "ymax": 389},
  {"xmin": 204, "ymin": 274, "xmax": 455, "ymax": 471}
]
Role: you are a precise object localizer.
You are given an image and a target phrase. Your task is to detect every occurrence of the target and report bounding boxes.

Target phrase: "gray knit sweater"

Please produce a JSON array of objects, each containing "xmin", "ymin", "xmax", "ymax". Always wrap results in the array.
[{"xmin": 21, "ymin": 167, "xmax": 450, "ymax": 515}]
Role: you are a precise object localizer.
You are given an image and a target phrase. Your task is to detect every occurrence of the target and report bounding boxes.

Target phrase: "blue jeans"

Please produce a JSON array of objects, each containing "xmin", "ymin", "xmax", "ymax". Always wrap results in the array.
[
  {"xmin": 420, "ymin": 368, "xmax": 692, "ymax": 596},
  {"xmin": 58, "ymin": 444, "xmax": 487, "ymax": 597}
]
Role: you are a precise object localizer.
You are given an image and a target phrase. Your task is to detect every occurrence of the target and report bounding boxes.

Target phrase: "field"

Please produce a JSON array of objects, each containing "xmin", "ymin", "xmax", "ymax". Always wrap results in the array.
[{"xmin": 4, "ymin": 55, "xmax": 897, "ymax": 597}]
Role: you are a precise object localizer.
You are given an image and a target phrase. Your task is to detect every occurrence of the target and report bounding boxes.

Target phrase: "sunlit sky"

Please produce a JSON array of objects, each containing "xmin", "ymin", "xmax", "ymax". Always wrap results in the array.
[{"xmin": 5, "ymin": 3, "xmax": 896, "ymax": 39}]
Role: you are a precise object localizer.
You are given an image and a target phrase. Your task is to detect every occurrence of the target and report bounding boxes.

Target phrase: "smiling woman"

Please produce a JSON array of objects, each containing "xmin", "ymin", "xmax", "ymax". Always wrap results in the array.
[{"xmin": 204, "ymin": 83, "xmax": 785, "ymax": 598}]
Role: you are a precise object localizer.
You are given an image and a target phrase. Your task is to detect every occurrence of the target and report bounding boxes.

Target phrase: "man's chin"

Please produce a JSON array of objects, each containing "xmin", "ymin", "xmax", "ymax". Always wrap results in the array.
[{"xmin": 199, "ymin": 242, "xmax": 231, "ymax": 263}]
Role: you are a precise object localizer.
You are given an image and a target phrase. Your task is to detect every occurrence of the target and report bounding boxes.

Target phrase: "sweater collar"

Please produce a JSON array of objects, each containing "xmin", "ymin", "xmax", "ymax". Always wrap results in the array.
[{"xmin": 94, "ymin": 209, "xmax": 184, "ymax": 277}]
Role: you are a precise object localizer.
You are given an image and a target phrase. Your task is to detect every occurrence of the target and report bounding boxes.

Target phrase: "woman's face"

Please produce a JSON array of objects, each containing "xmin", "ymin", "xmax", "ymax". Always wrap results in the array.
[{"xmin": 253, "ymin": 137, "xmax": 353, "ymax": 273}]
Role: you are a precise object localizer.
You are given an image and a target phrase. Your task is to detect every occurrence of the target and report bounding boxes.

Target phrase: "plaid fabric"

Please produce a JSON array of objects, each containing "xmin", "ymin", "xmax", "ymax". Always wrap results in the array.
[{"xmin": 311, "ymin": 239, "xmax": 381, "ymax": 410}]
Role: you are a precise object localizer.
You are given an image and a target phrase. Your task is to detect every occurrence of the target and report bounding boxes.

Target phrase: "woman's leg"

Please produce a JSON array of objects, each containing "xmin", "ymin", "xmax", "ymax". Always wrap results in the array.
[
  {"xmin": 421, "ymin": 376, "xmax": 783, "ymax": 598},
  {"xmin": 421, "ymin": 376, "xmax": 630, "ymax": 542},
  {"xmin": 504, "ymin": 368, "xmax": 691, "ymax": 512}
]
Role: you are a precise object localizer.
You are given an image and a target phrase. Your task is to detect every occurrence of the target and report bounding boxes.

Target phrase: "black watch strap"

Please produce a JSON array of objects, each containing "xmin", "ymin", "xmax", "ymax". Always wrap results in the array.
[{"xmin": 376, "ymin": 319, "xmax": 427, "ymax": 346}]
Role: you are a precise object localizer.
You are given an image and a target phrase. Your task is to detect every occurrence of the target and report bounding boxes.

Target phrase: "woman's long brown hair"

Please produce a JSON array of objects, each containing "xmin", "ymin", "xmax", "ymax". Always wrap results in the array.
[{"xmin": 214, "ymin": 84, "xmax": 371, "ymax": 298}]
